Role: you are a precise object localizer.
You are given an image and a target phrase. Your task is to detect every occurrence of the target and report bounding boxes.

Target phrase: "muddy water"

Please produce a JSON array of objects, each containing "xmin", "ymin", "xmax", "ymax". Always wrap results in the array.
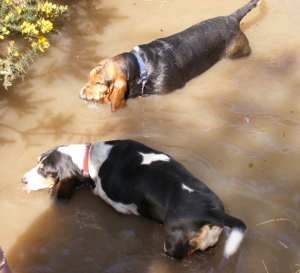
[{"xmin": 0, "ymin": 0, "xmax": 300, "ymax": 272}]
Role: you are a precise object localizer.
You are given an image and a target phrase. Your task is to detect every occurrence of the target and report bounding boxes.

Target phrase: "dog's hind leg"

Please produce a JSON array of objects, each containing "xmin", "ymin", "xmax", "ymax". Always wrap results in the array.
[
  {"xmin": 223, "ymin": 31, "xmax": 252, "ymax": 59},
  {"xmin": 223, "ymin": 0, "xmax": 263, "ymax": 59}
]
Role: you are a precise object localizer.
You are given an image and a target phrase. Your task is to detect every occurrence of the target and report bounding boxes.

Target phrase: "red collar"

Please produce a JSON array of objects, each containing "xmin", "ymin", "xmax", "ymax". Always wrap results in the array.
[{"xmin": 83, "ymin": 142, "xmax": 91, "ymax": 177}]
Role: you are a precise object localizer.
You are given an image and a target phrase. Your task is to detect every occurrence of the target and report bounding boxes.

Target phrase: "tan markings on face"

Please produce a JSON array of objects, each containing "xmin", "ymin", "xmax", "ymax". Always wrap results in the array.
[
  {"xmin": 189, "ymin": 225, "xmax": 223, "ymax": 252},
  {"xmin": 37, "ymin": 155, "xmax": 41, "ymax": 163},
  {"xmin": 38, "ymin": 176, "xmax": 55, "ymax": 189},
  {"xmin": 81, "ymin": 58, "xmax": 127, "ymax": 112},
  {"xmin": 39, "ymin": 163, "xmax": 44, "ymax": 169},
  {"xmin": 80, "ymin": 59, "xmax": 114, "ymax": 101},
  {"xmin": 23, "ymin": 164, "xmax": 55, "ymax": 191},
  {"xmin": 80, "ymin": 63, "xmax": 110, "ymax": 101}
]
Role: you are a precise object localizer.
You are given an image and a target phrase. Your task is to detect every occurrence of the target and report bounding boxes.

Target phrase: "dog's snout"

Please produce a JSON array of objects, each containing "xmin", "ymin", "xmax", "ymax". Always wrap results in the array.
[{"xmin": 79, "ymin": 88, "xmax": 87, "ymax": 100}]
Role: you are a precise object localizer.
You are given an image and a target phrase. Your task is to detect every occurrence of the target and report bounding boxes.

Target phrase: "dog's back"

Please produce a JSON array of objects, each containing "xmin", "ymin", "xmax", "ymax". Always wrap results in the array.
[
  {"xmin": 90, "ymin": 139, "xmax": 247, "ymax": 258},
  {"xmin": 136, "ymin": 0, "xmax": 262, "ymax": 96}
]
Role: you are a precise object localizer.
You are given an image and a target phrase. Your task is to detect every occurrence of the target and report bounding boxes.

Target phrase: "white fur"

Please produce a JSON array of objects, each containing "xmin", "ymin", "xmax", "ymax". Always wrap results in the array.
[
  {"xmin": 89, "ymin": 142, "xmax": 140, "ymax": 216},
  {"xmin": 182, "ymin": 183, "xmax": 194, "ymax": 193},
  {"xmin": 58, "ymin": 145, "xmax": 86, "ymax": 170},
  {"xmin": 200, "ymin": 225, "xmax": 223, "ymax": 250},
  {"xmin": 133, "ymin": 46, "xmax": 140, "ymax": 53},
  {"xmin": 88, "ymin": 142, "xmax": 112, "ymax": 182},
  {"xmin": 22, "ymin": 163, "xmax": 54, "ymax": 191},
  {"xmin": 191, "ymin": 225, "xmax": 223, "ymax": 251},
  {"xmin": 139, "ymin": 152, "xmax": 170, "ymax": 165},
  {"xmin": 23, "ymin": 165, "xmax": 40, "ymax": 186},
  {"xmin": 224, "ymin": 228, "xmax": 245, "ymax": 258}
]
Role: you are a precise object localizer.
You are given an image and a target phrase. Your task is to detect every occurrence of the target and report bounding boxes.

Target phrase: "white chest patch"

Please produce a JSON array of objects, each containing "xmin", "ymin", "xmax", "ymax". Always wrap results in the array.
[
  {"xmin": 58, "ymin": 145, "xmax": 86, "ymax": 170},
  {"xmin": 139, "ymin": 152, "xmax": 170, "ymax": 165}
]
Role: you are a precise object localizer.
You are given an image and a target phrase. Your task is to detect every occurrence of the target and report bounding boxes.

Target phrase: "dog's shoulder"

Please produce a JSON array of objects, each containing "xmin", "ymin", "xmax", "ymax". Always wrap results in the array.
[
  {"xmin": 89, "ymin": 139, "xmax": 173, "ymax": 179},
  {"xmin": 92, "ymin": 139, "xmax": 170, "ymax": 163},
  {"xmin": 89, "ymin": 141, "xmax": 114, "ymax": 181}
]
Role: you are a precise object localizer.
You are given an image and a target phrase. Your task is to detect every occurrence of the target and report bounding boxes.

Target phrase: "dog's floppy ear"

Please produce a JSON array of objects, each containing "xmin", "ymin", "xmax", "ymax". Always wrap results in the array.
[
  {"xmin": 51, "ymin": 176, "xmax": 79, "ymax": 201},
  {"xmin": 102, "ymin": 60, "xmax": 127, "ymax": 112},
  {"xmin": 108, "ymin": 77, "xmax": 127, "ymax": 112}
]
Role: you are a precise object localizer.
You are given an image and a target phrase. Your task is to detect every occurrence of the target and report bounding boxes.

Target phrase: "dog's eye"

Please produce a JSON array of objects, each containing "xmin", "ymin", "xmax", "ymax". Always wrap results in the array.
[{"xmin": 38, "ymin": 168, "xmax": 49, "ymax": 178}]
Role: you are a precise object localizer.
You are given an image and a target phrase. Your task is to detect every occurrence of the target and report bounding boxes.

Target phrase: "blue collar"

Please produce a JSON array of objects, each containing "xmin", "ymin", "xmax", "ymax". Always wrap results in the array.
[{"xmin": 131, "ymin": 50, "xmax": 148, "ymax": 93}]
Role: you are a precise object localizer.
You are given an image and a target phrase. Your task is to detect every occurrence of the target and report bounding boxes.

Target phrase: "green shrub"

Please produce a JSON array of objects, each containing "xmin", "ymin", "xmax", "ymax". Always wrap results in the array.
[{"xmin": 0, "ymin": 0, "xmax": 67, "ymax": 89}]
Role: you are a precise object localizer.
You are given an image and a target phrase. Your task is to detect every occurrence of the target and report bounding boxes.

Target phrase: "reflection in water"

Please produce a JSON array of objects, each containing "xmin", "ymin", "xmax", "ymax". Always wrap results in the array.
[{"xmin": 0, "ymin": 0, "xmax": 300, "ymax": 272}]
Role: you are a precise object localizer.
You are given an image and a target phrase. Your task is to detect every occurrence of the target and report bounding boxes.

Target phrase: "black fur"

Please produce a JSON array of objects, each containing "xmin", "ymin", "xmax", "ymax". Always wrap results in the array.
[
  {"xmin": 22, "ymin": 139, "xmax": 247, "ymax": 258},
  {"xmin": 124, "ymin": 0, "xmax": 260, "ymax": 98}
]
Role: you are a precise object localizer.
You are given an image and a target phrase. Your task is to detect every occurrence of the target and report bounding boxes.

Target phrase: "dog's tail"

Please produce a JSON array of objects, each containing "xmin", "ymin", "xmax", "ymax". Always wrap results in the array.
[
  {"xmin": 231, "ymin": 0, "xmax": 262, "ymax": 23},
  {"xmin": 222, "ymin": 213, "xmax": 247, "ymax": 258}
]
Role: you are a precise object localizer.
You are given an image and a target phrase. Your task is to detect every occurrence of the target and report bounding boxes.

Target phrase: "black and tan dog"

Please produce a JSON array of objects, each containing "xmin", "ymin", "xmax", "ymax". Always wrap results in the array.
[
  {"xmin": 22, "ymin": 139, "xmax": 246, "ymax": 259},
  {"xmin": 80, "ymin": 0, "xmax": 262, "ymax": 112}
]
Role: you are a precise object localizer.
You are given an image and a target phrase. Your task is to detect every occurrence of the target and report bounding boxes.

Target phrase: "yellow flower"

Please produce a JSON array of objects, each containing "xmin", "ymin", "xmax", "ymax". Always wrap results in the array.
[
  {"xmin": 7, "ymin": 47, "xmax": 11, "ymax": 53},
  {"xmin": 30, "ymin": 36, "xmax": 50, "ymax": 52},
  {"xmin": 37, "ymin": 35, "xmax": 50, "ymax": 47},
  {"xmin": 1, "ymin": 27, "xmax": 10, "ymax": 35},
  {"xmin": 37, "ymin": 18, "xmax": 53, "ymax": 33},
  {"xmin": 0, "ymin": 35, "xmax": 4, "ymax": 39},
  {"xmin": 14, "ymin": 51, "xmax": 19, "ymax": 57},
  {"xmin": 20, "ymin": 21, "xmax": 38, "ymax": 35},
  {"xmin": 17, "ymin": 8, "xmax": 22, "ymax": 14}
]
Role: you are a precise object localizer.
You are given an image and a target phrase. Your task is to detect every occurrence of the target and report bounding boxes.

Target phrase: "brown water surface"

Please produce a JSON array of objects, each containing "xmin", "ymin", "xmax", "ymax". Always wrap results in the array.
[{"xmin": 0, "ymin": 0, "xmax": 300, "ymax": 272}]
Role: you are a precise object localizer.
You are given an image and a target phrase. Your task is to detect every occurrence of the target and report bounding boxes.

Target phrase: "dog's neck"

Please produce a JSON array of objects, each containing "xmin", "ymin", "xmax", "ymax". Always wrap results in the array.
[
  {"xmin": 82, "ymin": 142, "xmax": 91, "ymax": 177},
  {"xmin": 131, "ymin": 48, "xmax": 147, "ymax": 83},
  {"xmin": 57, "ymin": 143, "xmax": 92, "ymax": 179},
  {"xmin": 116, "ymin": 52, "xmax": 148, "ymax": 98}
]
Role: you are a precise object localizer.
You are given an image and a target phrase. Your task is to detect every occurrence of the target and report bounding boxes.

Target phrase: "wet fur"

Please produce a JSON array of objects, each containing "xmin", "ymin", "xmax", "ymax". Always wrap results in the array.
[
  {"xmin": 80, "ymin": 0, "xmax": 261, "ymax": 112},
  {"xmin": 22, "ymin": 139, "xmax": 247, "ymax": 258}
]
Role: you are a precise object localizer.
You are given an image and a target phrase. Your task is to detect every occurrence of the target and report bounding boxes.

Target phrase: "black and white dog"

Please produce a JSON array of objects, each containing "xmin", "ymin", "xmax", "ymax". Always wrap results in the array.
[
  {"xmin": 22, "ymin": 139, "xmax": 246, "ymax": 259},
  {"xmin": 80, "ymin": 0, "xmax": 262, "ymax": 112}
]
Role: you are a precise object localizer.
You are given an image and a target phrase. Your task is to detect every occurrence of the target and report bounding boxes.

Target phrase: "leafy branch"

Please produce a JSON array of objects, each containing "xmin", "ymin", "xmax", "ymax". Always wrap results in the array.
[{"xmin": 0, "ymin": 0, "xmax": 67, "ymax": 89}]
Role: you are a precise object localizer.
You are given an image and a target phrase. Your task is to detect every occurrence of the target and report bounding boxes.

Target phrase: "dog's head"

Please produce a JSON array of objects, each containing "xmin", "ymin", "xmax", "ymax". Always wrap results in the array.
[
  {"xmin": 80, "ymin": 58, "xmax": 127, "ymax": 112},
  {"xmin": 22, "ymin": 145, "xmax": 89, "ymax": 200}
]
